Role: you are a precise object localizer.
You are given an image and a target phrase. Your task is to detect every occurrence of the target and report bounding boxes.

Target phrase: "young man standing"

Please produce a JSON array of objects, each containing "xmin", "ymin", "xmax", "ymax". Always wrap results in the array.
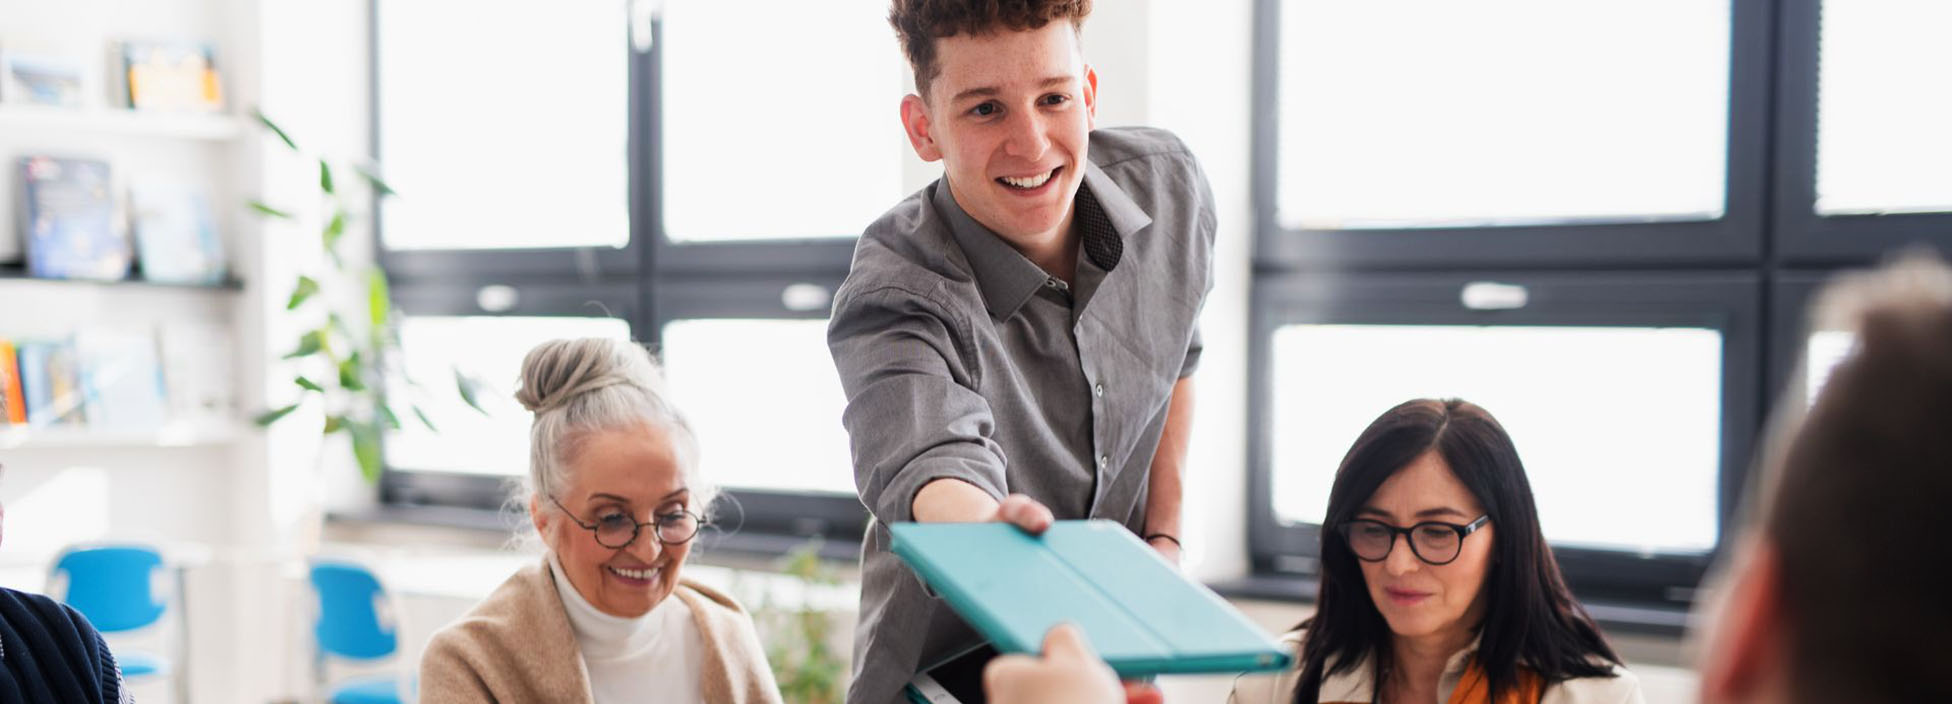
[{"xmin": 827, "ymin": 1, "xmax": 1214, "ymax": 700}]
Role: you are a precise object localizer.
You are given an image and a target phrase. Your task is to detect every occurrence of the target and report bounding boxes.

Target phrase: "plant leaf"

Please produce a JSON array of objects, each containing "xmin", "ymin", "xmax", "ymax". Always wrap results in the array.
[
  {"xmin": 338, "ymin": 353, "xmax": 366, "ymax": 391},
  {"xmin": 283, "ymin": 329, "xmax": 327, "ymax": 360},
  {"xmin": 323, "ymin": 209, "xmax": 347, "ymax": 252},
  {"xmin": 378, "ymin": 405, "xmax": 402, "ymax": 431},
  {"xmin": 248, "ymin": 201, "xmax": 293, "ymax": 219},
  {"xmin": 253, "ymin": 403, "xmax": 300, "ymax": 426},
  {"xmin": 285, "ymin": 275, "xmax": 320, "ymax": 310},
  {"xmin": 355, "ymin": 164, "xmax": 396, "ymax": 197},
  {"xmin": 293, "ymin": 376, "xmax": 325, "ymax": 393},
  {"xmin": 367, "ymin": 269, "xmax": 391, "ymax": 329},
  {"xmin": 319, "ymin": 159, "xmax": 335, "ymax": 194},
  {"xmin": 350, "ymin": 422, "xmax": 383, "ymax": 483},
  {"xmin": 253, "ymin": 108, "xmax": 298, "ymax": 151},
  {"xmin": 455, "ymin": 368, "xmax": 489, "ymax": 416},
  {"xmin": 411, "ymin": 404, "xmax": 438, "ymax": 432},
  {"xmin": 323, "ymin": 415, "xmax": 347, "ymax": 433}
]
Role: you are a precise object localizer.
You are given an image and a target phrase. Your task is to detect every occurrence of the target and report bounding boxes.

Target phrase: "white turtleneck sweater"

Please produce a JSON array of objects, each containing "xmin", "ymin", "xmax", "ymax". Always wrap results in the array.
[{"xmin": 547, "ymin": 553, "xmax": 705, "ymax": 703}]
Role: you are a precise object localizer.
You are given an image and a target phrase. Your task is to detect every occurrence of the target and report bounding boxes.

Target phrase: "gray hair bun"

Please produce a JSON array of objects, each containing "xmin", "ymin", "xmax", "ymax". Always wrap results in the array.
[{"xmin": 516, "ymin": 338, "xmax": 654, "ymax": 415}]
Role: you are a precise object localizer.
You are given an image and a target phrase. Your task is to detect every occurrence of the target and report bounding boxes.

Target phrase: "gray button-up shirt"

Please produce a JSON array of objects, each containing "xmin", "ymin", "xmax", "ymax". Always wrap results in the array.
[{"xmin": 827, "ymin": 127, "xmax": 1216, "ymax": 703}]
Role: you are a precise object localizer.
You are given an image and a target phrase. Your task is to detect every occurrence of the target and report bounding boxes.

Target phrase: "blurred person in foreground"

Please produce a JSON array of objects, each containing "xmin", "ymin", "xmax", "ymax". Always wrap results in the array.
[
  {"xmin": 0, "ymin": 464, "xmax": 131, "ymax": 703},
  {"xmin": 1695, "ymin": 253, "xmax": 1952, "ymax": 704}
]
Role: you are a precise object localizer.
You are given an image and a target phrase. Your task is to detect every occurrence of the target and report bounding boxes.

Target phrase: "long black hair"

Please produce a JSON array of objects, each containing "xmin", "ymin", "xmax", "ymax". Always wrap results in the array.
[{"xmin": 1292, "ymin": 399, "xmax": 1619, "ymax": 703}]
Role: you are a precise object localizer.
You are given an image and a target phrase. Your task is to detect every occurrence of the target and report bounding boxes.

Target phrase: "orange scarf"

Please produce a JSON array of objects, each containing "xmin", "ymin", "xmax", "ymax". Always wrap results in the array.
[{"xmin": 1446, "ymin": 659, "xmax": 1545, "ymax": 704}]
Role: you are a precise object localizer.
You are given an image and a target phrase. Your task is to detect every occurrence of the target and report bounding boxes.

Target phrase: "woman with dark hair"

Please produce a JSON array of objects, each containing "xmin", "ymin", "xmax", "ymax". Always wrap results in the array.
[{"xmin": 1232, "ymin": 399, "xmax": 1642, "ymax": 704}]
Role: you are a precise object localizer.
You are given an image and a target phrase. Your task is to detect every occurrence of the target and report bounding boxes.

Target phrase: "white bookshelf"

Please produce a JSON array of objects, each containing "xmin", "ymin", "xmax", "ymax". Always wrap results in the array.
[
  {"xmin": 0, "ymin": 105, "xmax": 245, "ymax": 142},
  {"xmin": 0, "ymin": 423, "xmax": 241, "ymax": 450}
]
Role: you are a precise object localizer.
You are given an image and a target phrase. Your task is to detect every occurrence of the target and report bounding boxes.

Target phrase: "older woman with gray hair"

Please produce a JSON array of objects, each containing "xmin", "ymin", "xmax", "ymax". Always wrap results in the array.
[{"xmin": 418, "ymin": 338, "xmax": 780, "ymax": 703}]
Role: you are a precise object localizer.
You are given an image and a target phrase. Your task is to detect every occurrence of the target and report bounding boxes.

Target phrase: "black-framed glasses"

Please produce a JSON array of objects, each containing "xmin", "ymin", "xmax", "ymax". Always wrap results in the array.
[
  {"xmin": 1340, "ymin": 515, "xmax": 1490, "ymax": 566},
  {"xmin": 548, "ymin": 494, "xmax": 704, "ymax": 549}
]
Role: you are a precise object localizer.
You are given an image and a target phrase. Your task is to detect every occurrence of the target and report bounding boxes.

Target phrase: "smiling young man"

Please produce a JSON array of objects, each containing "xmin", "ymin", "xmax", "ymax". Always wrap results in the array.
[{"xmin": 826, "ymin": 1, "xmax": 1215, "ymax": 701}]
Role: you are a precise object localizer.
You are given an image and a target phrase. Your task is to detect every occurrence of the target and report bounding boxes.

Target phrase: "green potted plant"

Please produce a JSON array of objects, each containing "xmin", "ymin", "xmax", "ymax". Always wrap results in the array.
[{"xmin": 247, "ymin": 109, "xmax": 487, "ymax": 481}]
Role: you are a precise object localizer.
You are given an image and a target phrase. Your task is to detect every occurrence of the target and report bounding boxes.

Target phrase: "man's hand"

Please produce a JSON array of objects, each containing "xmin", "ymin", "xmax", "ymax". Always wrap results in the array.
[
  {"xmin": 983, "ymin": 624, "xmax": 1163, "ymax": 704},
  {"xmin": 912, "ymin": 478, "xmax": 1054, "ymax": 534},
  {"xmin": 992, "ymin": 493, "xmax": 1054, "ymax": 534}
]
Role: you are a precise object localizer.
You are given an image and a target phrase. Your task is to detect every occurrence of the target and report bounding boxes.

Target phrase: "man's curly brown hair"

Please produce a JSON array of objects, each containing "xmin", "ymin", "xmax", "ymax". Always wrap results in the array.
[{"xmin": 890, "ymin": 0, "xmax": 1093, "ymax": 99}]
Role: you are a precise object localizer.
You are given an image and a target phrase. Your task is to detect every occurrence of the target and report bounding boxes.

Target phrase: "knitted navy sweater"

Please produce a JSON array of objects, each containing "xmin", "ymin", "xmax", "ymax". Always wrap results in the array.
[{"xmin": 0, "ymin": 586, "xmax": 126, "ymax": 704}]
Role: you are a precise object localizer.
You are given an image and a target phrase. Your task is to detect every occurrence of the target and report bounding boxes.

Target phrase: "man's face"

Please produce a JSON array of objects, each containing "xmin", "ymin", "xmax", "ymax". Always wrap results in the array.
[{"xmin": 901, "ymin": 22, "xmax": 1097, "ymax": 247}]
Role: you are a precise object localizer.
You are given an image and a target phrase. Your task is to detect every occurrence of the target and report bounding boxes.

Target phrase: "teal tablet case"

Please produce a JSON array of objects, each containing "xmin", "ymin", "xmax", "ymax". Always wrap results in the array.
[{"xmin": 890, "ymin": 519, "xmax": 1293, "ymax": 677}]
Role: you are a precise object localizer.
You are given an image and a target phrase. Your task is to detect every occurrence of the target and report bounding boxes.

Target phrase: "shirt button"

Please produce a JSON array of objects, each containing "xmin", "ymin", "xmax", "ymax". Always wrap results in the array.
[
  {"xmin": 1098, "ymin": 454, "xmax": 1109, "ymax": 469},
  {"xmin": 1093, "ymin": 383, "xmax": 1105, "ymax": 397}
]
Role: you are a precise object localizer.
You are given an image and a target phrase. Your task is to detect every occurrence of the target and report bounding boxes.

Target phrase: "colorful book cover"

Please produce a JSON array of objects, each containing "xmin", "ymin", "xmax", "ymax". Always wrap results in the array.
[
  {"xmin": 131, "ymin": 183, "xmax": 226, "ymax": 285},
  {"xmin": 121, "ymin": 41, "xmax": 223, "ymax": 112},
  {"xmin": 15, "ymin": 339, "xmax": 87, "ymax": 426},
  {"xmin": 0, "ymin": 340, "xmax": 26, "ymax": 425},
  {"xmin": 18, "ymin": 156, "xmax": 130, "ymax": 281},
  {"xmin": 75, "ymin": 329, "xmax": 170, "ymax": 431}
]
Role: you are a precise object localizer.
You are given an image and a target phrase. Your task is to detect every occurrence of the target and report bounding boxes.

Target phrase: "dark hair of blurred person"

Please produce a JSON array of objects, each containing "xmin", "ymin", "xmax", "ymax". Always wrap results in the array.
[{"xmin": 1698, "ymin": 253, "xmax": 1952, "ymax": 704}]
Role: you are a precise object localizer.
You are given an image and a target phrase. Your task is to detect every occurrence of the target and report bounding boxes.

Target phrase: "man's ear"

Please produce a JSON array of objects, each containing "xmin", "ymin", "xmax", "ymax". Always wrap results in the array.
[
  {"xmin": 1082, "ymin": 64, "xmax": 1099, "ymax": 129},
  {"xmin": 530, "ymin": 495, "xmax": 549, "ymax": 535},
  {"xmin": 901, "ymin": 94, "xmax": 943, "ymax": 162},
  {"xmin": 1698, "ymin": 539, "xmax": 1786, "ymax": 704}
]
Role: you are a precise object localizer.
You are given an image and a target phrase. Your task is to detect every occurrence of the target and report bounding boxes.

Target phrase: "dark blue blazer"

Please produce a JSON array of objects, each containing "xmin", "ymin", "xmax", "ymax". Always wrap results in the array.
[{"xmin": 0, "ymin": 586, "xmax": 125, "ymax": 704}]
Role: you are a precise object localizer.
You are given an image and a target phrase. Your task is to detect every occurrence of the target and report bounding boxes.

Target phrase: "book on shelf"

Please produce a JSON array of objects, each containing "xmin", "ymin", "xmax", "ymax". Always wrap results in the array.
[
  {"xmin": 131, "ymin": 183, "xmax": 226, "ymax": 285},
  {"xmin": 0, "ymin": 340, "xmax": 27, "ymax": 425},
  {"xmin": 119, "ymin": 40, "xmax": 223, "ymax": 113},
  {"xmin": 0, "ymin": 44, "xmax": 86, "ymax": 108},
  {"xmin": 16, "ymin": 155, "xmax": 131, "ymax": 281},
  {"xmin": 74, "ymin": 329, "xmax": 170, "ymax": 432},
  {"xmin": 13, "ymin": 339, "xmax": 87, "ymax": 427},
  {"xmin": 158, "ymin": 322, "xmax": 236, "ymax": 426}
]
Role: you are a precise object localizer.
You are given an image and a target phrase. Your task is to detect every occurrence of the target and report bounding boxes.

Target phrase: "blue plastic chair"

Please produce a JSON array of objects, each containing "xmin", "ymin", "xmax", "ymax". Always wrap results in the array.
[
  {"xmin": 309, "ymin": 560, "xmax": 411, "ymax": 704},
  {"xmin": 52, "ymin": 545, "xmax": 172, "ymax": 679}
]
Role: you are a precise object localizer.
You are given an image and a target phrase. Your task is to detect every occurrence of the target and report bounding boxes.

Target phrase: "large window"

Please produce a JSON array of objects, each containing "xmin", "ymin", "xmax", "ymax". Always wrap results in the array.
[
  {"xmin": 1247, "ymin": 273, "xmax": 1759, "ymax": 616},
  {"xmin": 372, "ymin": 1, "xmax": 908, "ymax": 549},
  {"xmin": 1774, "ymin": 0, "xmax": 1952, "ymax": 261},
  {"xmin": 1254, "ymin": 0, "xmax": 1770, "ymax": 268},
  {"xmin": 1251, "ymin": 0, "xmax": 1952, "ymax": 629},
  {"xmin": 1268, "ymin": 324, "xmax": 1723, "ymax": 554}
]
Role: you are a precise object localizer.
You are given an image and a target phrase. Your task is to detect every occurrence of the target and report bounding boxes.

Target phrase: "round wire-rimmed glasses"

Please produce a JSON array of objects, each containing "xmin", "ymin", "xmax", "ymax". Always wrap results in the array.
[
  {"xmin": 548, "ymin": 494, "xmax": 705, "ymax": 549},
  {"xmin": 1340, "ymin": 515, "xmax": 1490, "ymax": 566}
]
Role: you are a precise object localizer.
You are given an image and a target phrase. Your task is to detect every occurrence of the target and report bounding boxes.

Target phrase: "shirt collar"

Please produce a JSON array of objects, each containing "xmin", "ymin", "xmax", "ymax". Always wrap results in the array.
[{"xmin": 932, "ymin": 158, "xmax": 1153, "ymax": 321}]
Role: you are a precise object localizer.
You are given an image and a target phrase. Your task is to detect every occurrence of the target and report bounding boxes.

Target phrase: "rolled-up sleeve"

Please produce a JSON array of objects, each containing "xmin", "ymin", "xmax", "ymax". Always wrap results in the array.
[{"xmin": 828, "ymin": 283, "xmax": 1008, "ymax": 524}]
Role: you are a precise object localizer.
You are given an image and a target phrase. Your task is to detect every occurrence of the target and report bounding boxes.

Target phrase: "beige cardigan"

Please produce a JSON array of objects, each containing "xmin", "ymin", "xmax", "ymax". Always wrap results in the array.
[
  {"xmin": 418, "ymin": 558, "xmax": 782, "ymax": 704},
  {"xmin": 1230, "ymin": 631, "xmax": 1644, "ymax": 704}
]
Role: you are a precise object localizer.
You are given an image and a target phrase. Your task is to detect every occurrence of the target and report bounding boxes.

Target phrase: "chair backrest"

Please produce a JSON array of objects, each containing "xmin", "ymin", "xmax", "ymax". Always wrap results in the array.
[
  {"xmin": 52, "ymin": 544, "xmax": 166, "ymax": 633},
  {"xmin": 309, "ymin": 560, "xmax": 397, "ymax": 661}
]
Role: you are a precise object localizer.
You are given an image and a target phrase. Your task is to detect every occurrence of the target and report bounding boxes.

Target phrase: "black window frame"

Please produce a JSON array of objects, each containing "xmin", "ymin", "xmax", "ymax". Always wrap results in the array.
[
  {"xmin": 1771, "ymin": 0, "xmax": 1952, "ymax": 265},
  {"xmin": 1250, "ymin": 0, "xmax": 1774, "ymax": 270},
  {"xmin": 368, "ymin": 4, "xmax": 867, "ymax": 556},
  {"xmin": 1246, "ymin": 271, "xmax": 1763, "ymax": 626},
  {"xmin": 649, "ymin": 273, "xmax": 869, "ymax": 550}
]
